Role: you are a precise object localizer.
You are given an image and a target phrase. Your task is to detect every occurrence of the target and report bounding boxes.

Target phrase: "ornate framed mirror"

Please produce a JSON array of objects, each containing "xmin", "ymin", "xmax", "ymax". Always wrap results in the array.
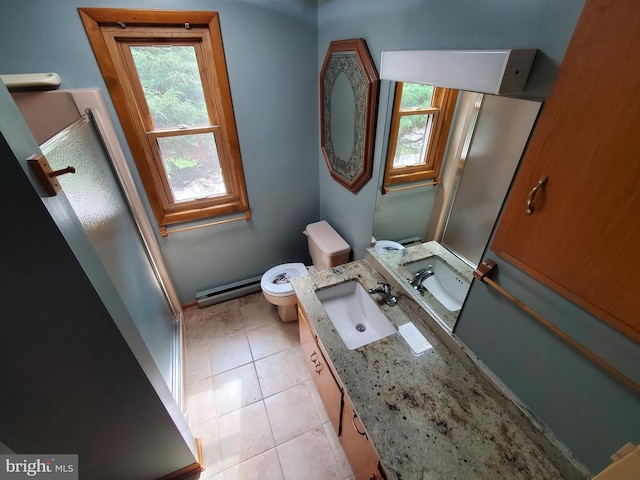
[{"xmin": 320, "ymin": 38, "xmax": 379, "ymax": 193}]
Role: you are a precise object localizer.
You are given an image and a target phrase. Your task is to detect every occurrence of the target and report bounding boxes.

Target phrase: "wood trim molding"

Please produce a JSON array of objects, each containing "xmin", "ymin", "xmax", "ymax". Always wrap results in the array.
[
  {"xmin": 78, "ymin": 8, "xmax": 251, "ymax": 226},
  {"xmin": 156, "ymin": 438, "xmax": 204, "ymax": 480}
]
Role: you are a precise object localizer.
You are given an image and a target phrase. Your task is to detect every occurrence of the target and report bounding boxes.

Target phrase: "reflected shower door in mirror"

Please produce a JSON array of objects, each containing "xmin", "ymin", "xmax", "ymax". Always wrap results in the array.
[
  {"xmin": 374, "ymin": 90, "xmax": 541, "ymax": 263},
  {"xmin": 434, "ymin": 94, "xmax": 541, "ymax": 267}
]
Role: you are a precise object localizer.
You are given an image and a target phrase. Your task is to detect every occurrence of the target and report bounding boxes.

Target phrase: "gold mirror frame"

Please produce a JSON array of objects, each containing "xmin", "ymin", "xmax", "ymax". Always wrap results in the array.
[{"xmin": 320, "ymin": 38, "xmax": 379, "ymax": 193}]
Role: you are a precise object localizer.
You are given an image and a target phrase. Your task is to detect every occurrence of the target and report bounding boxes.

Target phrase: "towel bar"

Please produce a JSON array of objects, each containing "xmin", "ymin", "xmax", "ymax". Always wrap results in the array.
[{"xmin": 474, "ymin": 259, "xmax": 640, "ymax": 397}]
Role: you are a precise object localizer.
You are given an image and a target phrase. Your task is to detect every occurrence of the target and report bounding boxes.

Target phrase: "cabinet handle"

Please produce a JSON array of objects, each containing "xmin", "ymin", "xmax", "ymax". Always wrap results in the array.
[
  {"xmin": 310, "ymin": 351, "xmax": 318, "ymax": 362},
  {"xmin": 352, "ymin": 410, "xmax": 368, "ymax": 440},
  {"xmin": 315, "ymin": 361, "xmax": 322, "ymax": 374},
  {"xmin": 525, "ymin": 175, "xmax": 548, "ymax": 215}
]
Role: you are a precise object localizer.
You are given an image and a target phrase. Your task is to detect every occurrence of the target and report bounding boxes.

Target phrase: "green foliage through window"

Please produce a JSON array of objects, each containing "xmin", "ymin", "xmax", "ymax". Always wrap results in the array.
[{"xmin": 130, "ymin": 45, "xmax": 210, "ymax": 128}]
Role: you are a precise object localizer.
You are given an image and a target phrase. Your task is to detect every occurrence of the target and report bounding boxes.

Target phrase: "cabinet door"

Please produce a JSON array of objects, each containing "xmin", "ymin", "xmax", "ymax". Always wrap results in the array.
[
  {"xmin": 340, "ymin": 393, "xmax": 384, "ymax": 480},
  {"xmin": 491, "ymin": 0, "xmax": 640, "ymax": 343},
  {"xmin": 298, "ymin": 307, "xmax": 343, "ymax": 433}
]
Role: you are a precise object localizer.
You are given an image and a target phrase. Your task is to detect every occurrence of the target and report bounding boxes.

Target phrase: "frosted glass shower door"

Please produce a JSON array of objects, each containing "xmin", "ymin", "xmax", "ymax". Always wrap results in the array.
[
  {"xmin": 440, "ymin": 95, "xmax": 542, "ymax": 266},
  {"xmin": 41, "ymin": 115, "xmax": 175, "ymax": 389}
]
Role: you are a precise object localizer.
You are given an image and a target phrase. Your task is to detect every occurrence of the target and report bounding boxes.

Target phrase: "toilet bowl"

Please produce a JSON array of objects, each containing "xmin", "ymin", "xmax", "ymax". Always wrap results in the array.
[
  {"xmin": 261, "ymin": 221, "xmax": 351, "ymax": 322},
  {"xmin": 260, "ymin": 263, "xmax": 309, "ymax": 322},
  {"xmin": 373, "ymin": 240, "xmax": 405, "ymax": 254}
]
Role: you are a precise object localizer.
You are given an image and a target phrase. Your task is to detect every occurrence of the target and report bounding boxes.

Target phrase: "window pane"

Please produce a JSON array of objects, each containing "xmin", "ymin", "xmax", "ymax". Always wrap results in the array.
[
  {"xmin": 392, "ymin": 114, "xmax": 434, "ymax": 167},
  {"xmin": 156, "ymin": 133, "xmax": 227, "ymax": 202},
  {"xmin": 130, "ymin": 45, "xmax": 210, "ymax": 128},
  {"xmin": 399, "ymin": 83, "xmax": 434, "ymax": 111}
]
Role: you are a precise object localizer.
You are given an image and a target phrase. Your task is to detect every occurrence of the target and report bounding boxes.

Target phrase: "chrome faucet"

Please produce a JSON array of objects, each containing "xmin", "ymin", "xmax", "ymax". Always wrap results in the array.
[
  {"xmin": 409, "ymin": 266, "xmax": 434, "ymax": 289},
  {"xmin": 368, "ymin": 282, "xmax": 397, "ymax": 306}
]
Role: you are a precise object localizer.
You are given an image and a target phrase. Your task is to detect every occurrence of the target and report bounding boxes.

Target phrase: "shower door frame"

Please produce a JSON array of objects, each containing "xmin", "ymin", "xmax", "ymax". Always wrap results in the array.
[{"xmin": 68, "ymin": 88, "xmax": 186, "ymax": 412}]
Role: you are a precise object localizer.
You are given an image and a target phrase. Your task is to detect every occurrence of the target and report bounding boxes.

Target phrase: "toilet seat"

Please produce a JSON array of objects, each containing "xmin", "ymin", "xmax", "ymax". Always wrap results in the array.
[
  {"xmin": 260, "ymin": 263, "xmax": 308, "ymax": 297},
  {"xmin": 374, "ymin": 240, "xmax": 405, "ymax": 254}
]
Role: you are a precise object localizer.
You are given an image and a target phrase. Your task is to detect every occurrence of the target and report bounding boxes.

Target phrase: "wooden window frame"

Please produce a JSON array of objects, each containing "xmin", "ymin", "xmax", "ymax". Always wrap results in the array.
[
  {"xmin": 78, "ymin": 8, "xmax": 250, "ymax": 227},
  {"xmin": 382, "ymin": 83, "xmax": 458, "ymax": 193}
]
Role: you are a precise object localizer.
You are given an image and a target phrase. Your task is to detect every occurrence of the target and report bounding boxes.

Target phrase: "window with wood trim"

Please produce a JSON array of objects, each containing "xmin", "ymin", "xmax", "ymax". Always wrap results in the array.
[
  {"xmin": 382, "ymin": 83, "xmax": 458, "ymax": 193},
  {"xmin": 78, "ymin": 9, "xmax": 250, "ymax": 228}
]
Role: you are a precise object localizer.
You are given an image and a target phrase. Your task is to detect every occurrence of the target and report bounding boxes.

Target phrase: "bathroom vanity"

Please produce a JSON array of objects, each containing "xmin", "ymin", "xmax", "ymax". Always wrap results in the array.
[{"xmin": 291, "ymin": 252, "xmax": 590, "ymax": 480}]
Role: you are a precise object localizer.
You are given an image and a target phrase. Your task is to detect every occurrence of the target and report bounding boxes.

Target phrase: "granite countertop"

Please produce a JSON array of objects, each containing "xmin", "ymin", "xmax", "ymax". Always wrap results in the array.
[{"xmin": 291, "ymin": 258, "xmax": 589, "ymax": 480}]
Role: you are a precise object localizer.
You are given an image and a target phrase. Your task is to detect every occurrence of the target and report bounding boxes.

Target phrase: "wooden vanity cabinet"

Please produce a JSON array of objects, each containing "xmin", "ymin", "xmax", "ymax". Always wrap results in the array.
[
  {"xmin": 298, "ymin": 306, "xmax": 342, "ymax": 434},
  {"xmin": 341, "ymin": 392, "xmax": 388, "ymax": 480},
  {"xmin": 298, "ymin": 306, "xmax": 386, "ymax": 480},
  {"xmin": 491, "ymin": 0, "xmax": 640, "ymax": 343}
]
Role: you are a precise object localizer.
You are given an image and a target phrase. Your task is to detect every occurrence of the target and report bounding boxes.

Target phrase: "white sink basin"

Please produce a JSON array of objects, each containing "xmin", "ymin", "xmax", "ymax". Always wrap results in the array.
[
  {"xmin": 405, "ymin": 256, "xmax": 471, "ymax": 312},
  {"xmin": 316, "ymin": 281, "xmax": 397, "ymax": 350}
]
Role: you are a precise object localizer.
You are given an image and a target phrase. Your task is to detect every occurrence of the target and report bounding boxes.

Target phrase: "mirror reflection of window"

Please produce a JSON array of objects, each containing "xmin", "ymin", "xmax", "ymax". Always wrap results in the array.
[{"xmin": 382, "ymin": 83, "xmax": 457, "ymax": 193}]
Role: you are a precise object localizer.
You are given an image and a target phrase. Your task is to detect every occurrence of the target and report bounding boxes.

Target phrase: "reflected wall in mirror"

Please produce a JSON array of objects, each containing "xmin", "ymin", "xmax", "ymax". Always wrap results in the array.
[{"xmin": 320, "ymin": 38, "xmax": 379, "ymax": 193}]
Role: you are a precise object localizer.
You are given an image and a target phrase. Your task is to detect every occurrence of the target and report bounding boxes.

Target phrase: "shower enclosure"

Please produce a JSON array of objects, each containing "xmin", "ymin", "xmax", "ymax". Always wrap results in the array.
[
  {"xmin": 13, "ymin": 88, "xmax": 185, "ymax": 410},
  {"xmin": 41, "ymin": 113, "xmax": 178, "ymax": 390}
]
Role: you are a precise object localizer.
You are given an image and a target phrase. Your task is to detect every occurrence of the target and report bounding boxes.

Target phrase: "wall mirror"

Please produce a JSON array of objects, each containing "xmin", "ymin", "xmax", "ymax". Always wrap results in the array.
[
  {"xmin": 320, "ymin": 38, "xmax": 379, "ymax": 193},
  {"xmin": 372, "ymin": 84, "xmax": 541, "ymax": 330}
]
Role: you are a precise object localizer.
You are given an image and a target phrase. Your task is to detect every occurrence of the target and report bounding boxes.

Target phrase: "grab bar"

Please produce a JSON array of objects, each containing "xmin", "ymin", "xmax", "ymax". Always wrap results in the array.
[{"xmin": 474, "ymin": 259, "xmax": 640, "ymax": 397}]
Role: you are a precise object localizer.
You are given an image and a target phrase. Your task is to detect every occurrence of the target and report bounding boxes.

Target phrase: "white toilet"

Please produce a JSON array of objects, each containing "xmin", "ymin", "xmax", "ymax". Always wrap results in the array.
[{"xmin": 260, "ymin": 221, "xmax": 351, "ymax": 322}]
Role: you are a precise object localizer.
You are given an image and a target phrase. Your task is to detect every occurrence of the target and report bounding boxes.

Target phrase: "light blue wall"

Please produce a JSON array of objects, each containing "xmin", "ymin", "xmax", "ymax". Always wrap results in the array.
[
  {"xmin": 317, "ymin": 0, "xmax": 640, "ymax": 474},
  {"xmin": 0, "ymin": 0, "xmax": 319, "ymax": 303},
  {"xmin": 457, "ymin": 259, "xmax": 640, "ymax": 474}
]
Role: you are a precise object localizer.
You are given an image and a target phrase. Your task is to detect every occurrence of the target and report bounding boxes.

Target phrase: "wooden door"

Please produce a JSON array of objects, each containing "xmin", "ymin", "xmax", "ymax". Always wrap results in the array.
[
  {"xmin": 491, "ymin": 0, "xmax": 640, "ymax": 343},
  {"xmin": 298, "ymin": 307, "xmax": 343, "ymax": 434}
]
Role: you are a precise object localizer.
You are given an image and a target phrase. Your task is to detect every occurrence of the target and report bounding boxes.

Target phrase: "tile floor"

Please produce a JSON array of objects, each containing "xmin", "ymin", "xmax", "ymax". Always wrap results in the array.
[{"xmin": 184, "ymin": 292, "xmax": 354, "ymax": 480}]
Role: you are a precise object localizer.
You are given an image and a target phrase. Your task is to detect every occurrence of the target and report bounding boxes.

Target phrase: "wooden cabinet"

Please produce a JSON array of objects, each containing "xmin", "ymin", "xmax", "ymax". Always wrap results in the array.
[
  {"xmin": 298, "ymin": 306, "xmax": 386, "ymax": 479},
  {"xmin": 298, "ymin": 306, "xmax": 342, "ymax": 434},
  {"xmin": 491, "ymin": 0, "xmax": 640, "ymax": 343},
  {"xmin": 340, "ymin": 391, "xmax": 387, "ymax": 480}
]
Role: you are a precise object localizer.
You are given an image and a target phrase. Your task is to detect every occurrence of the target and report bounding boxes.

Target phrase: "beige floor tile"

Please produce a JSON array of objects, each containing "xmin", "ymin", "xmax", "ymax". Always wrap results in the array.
[
  {"xmin": 222, "ymin": 448, "xmax": 283, "ymax": 480},
  {"xmin": 264, "ymin": 383, "xmax": 323, "ymax": 445},
  {"xmin": 204, "ymin": 474, "xmax": 224, "ymax": 480},
  {"xmin": 277, "ymin": 426, "xmax": 345, "ymax": 480},
  {"xmin": 202, "ymin": 299, "xmax": 245, "ymax": 338},
  {"xmin": 322, "ymin": 422, "xmax": 354, "ymax": 479},
  {"xmin": 187, "ymin": 377, "xmax": 216, "ymax": 427},
  {"xmin": 184, "ymin": 308, "xmax": 210, "ymax": 350},
  {"xmin": 183, "ymin": 305, "xmax": 203, "ymax": 320},
  {"xmin": 291, "ymin": 344, "xmax": 313, "ymax": 381},
  {"xmin": 247, "ymin": 323, "xmax": 298, "ymax": 360},
  {"xmin": 255, "ymin": 348, "xmax": 309, "ymax": 398},
  {"xmin": 240, "ymin": 293, "xmax": 280, "ymax": 331},
  {"xmin": 209, "ymin": 332, "xmax": 253, "ymax": 375},
  {"xmin": 185, "ymin": 344, "xmax": 212, "ymax": 385},
  {"xmin": 190, "ymin": 418, "xmax": 223, "ymax": 478},
  {"xmin": 218, "ymin": 401, "xmax": 275, "ymax": 469},
  {"xmin": 305, "ymin": 379, "xmax": 330, "ymax": 424},
  {"xmin": 186, "ymin": 294, "xmax": 352, "ymax": 480},
  {"xmin": 212, "ymin": 363, "xmax": 262, "ymax": 415}
]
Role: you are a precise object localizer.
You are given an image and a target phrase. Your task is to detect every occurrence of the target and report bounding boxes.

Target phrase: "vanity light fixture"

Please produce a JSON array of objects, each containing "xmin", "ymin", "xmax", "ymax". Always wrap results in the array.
[
  {"xmin": 0, "ymin": 72, "xmax": 61, "ymax": 90},
  {"xmin": 380, "ymin": 49, "xmax": 537, "ymax": 95}
]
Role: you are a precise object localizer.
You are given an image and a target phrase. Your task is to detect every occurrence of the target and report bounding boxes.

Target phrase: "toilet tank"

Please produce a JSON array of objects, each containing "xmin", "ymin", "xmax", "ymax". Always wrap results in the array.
[{"xmin": 304, "ymin": 221, "xmax": 351, "ymax": 271}]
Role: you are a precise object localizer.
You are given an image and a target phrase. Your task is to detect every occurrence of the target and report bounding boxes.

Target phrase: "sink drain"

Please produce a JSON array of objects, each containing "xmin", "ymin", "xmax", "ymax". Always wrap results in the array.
[{"xmin": 355, "ymin": 323, "xmax": 366, "ymax": 332}]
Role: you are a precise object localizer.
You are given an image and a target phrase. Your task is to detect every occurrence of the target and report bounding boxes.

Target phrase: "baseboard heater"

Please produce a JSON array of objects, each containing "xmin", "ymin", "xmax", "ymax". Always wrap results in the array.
[{"xmin": 195, "ymin": 275, "xmax": 262, "ymax": 308}]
